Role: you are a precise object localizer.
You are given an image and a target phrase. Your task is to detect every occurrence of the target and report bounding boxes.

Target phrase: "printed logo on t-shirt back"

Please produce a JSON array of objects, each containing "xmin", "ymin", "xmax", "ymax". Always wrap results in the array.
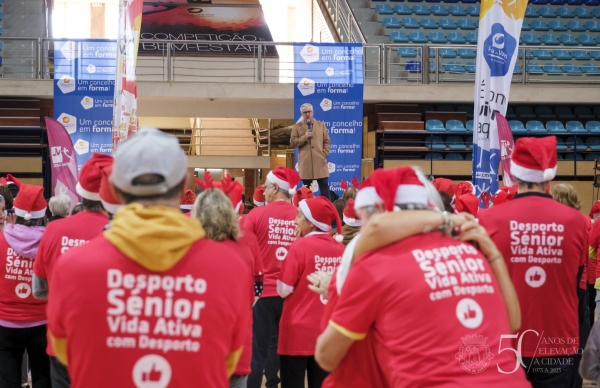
[
  {"xmin": 455, "ymin": 335, "xmax": 494, "ymax": 374},
  {"xmin": 132, "ymin": 354, "xmax": 172, "ymax": 388},
  {"xmin": 275, "ymin": 247, "xmax": 288, "ymax": 261},
  {"xmin": 525, "ymin": 266, "xmax": 546, "ymax": 288},
  {"xmin": 455, "ymin": 298, "xmax": 483, "ymax": 329},
  {"xmin": 15, "ymin": 283, "xmax": 31, "ymax": 298}
]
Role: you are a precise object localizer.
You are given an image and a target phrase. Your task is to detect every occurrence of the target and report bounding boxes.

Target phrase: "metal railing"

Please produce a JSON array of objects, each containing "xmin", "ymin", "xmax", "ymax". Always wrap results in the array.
[
  {"xmin": 324, "ymin": 0, "xmax": 367, "ymax": 43},
  {"xmin": 1, "ymin": 38, "xmax": 600, "ymax": 85},
  {"xmin": 184, "ymin": 126, "xmax": 271, "ymax": 157}
]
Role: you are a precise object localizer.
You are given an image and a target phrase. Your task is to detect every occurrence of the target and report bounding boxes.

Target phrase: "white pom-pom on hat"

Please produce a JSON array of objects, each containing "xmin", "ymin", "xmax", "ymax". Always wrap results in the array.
[
  {"xmin": 288, "ymin": 188, "xmax": 296, "ymax": 195},
  {"xmin": 543, "ymin": 168, "xmax": 555, "ymax": 181},
  {"xmin": 24, "ymin": 213, "xmax": 31, "ymax": 221},
  {"xmin": 334, "ymin": 234, "xmax": 344, "ymax": 243}
]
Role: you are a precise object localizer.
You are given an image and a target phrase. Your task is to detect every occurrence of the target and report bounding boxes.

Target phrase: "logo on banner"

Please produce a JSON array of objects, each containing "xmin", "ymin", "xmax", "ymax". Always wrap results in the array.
[
  {"xmin": 132, "ymin": 354, "xmax": 172, "ymax": 388},
  {"xmin": 320, "ymin": 98, "xmax": 333, "ymax": 112},
  {"xmin": 60, "ymin": 40, "xmax": 79, "ymax": 61},
  {"xmin": 87, "ymin": 64, "xmax": 97, "ymax": 74},
  {"xmin": 297, "ymin": 77, "xmax": 315, "ymax": 96},
  {"xmin": 328, "ymin": 162, "xmax": 336, "ymax": 173},
  {"xmin": 74, "ymin": 139, "xmax": 90, "ymax": 155},
  {"xmin": 81, "ymin": 96, "xmax": 94, "ymax": 110},
  {"xmin": 483, "ymin": 23, "xmax": 517, "ymax": 77},
  {"xmin": 325, "ymin": 67, "xmax": 334, "ymax": 76},
  {"xmin": 58, "ymin": 113, "xmax": 77, "ymax": 134},
  {"xmin": 300, "ymin": 44, "xmax": 320, "ymax": 64},
  {"xmin": 57, "ymin": 75, "xmax": 76, "ymax": 94},
  {"xmin": 51, "ymin": 146, "xmax": 63, "ymax": 164}
]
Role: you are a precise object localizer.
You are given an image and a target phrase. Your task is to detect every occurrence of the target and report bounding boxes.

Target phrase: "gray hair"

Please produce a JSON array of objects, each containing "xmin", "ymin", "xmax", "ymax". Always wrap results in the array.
[
  {"xmin": 300, "ymin": 103, "xmax": 313, "ymax": 113},
  {"xmin": 413, "ymin": 167, "xmax": 444, "ymax": 211},
  {"xmin": 266, "ymin": 181, "xmax": 292, "ymax": 199},
  {"xmin": 193, "ymin": 189, "xmax": 239, "ymax": 242},
  {"xmin": 49, "ymin": 194, "xmax": 72, "ymax": 217}
]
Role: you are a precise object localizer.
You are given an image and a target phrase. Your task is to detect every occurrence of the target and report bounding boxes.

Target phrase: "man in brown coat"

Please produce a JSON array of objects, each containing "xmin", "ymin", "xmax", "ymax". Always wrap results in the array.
[{"xmin": 290, "ymin": 103, "xmax": 332, "ymax": 201}]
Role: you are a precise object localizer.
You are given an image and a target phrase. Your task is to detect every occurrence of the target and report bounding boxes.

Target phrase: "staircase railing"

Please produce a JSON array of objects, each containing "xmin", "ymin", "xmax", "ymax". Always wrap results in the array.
[{"xmin": 323, "ymin": 0, "xmax": 367, "ymax": 43}]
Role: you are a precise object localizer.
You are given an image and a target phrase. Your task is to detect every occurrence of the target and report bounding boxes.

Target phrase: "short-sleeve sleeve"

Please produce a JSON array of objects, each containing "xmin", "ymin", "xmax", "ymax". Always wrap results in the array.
[
  {"xmin": 47, "ymin": 259, "xmax": 68, "ymax": 341},
  {"xmin": 230, "ymin": 263, "xmax": 253, "ymax": 352},
  {"xmin": 279, "ymin": 242, "xmax": 304, "ymax": 288},
  {"xmin": 33, "ymin": 234, "xmax": 50, "ymax": 278}
]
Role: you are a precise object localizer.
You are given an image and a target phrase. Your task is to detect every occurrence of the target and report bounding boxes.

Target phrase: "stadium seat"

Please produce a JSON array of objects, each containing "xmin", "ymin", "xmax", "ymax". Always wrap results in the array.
[
  {"xmin": 376, "ymin": 4, "xmax": 394, "ymax": 14},
  {"xmin": 465, "ymin": 32, "xmax": 478, "ymax": 44},
  {"xmin": 555, "ymin": 106, "xmax": 575, "ymax": 119},
  {"xmin": 568, "ymin": 21, "xmax": 586, "ymax": 32},
  {"xmin": 383, "ymin": 17, "xmax": 402, "ymax": 28},
  {"xmin": 427, "ymin": 136, "xmax": 446, "ymax": 149},
  {"xmin": 526, "ymin": 120, "xmax": 546, "ymax": 132},
  {"xmin": 525, "ymin": 7, "xmax": 538, "ymax": 17},
  {"xmin": 553, "ymin": 49, "xmax": 571, "ymax": 59},
  {"xmin": 565, "ymin": 136, "xmax": 585, "ymax": 149},
  {"xmin": 509, "ymin": 120, "xmax": 527, "ymax": 134},
  {"xmin": 506, "ymin": 106, "xmax": 517, "ymax": 120},
  {"xmin": 541, "ymin": 34, "xmax": 560, "ymax": 45},
  {"xmin": 531, "ymin": 0, "xmax": 547, "ymax": 4},
  {"xmin": 514, "ymin": 64, "xmax": 523, "ymax": 74},
  {"xmin": 402, "ymin": 17, "xmax": 420, "ymax": 28},
  {"xmin": 518, "ymin": 50, "xmax": 534, "ymax": 59},
  {"xmin": 582, "ymin": 63, "xmax": 600, "ymax": 74},
  {"xmin": 425, "ymin": 153, "xmax": 444, "ymax": 160},
  {"xmin": 588, "ymin": 0, "xmax": 600, "ymax": 5},
  {"xmin": 588, "ymin": 121, "xmax": 600, "ymax": 133},
  {"xmin": 447, "ymin": 120, "xmax": 467, "ymax": 132},
  {"xmin": 578, "ymin": 34, "xmax": 596, "ymax": 46},
  {"xmin": 567, "ymin": 0, "xmax": 583, "ymax": 4},
  {"xmin": 587, "ymin": 137, "xmax": 600, "ymax": 150},
  {"xmin": 570, "ymin": 50, "xmax": 589, "ymax": 60},
  {"xmin": 439, "ymin": 18, "xmax": 457, "ymax": 29},
  {"xmin": 522, "ymin": 21, "xmax": 531, "ymax": 32},
  {"xmin": 408, "ymin": 0, "xmax": 425, "ymax": 2},
  {"xmin": 556, "ymin": 7, "xmax": 575, "ymax": 18},
  {"xmin": 557, "ymin": 154, "xmax": 565, "ymax": 161},
  {"xmin": 437, "ymin": 105, "xmax": 454, "ymax": 112},
  {"xmin": 429, "ymin": 48, "xmax": 436, "ymax": 58},
  {"xmin": 391, "ymin": 31, "xmax": 410, "ymax": 42},
  {"xmin": 527, "ymin": 62, "xmax": 544, "ymax": 74},
  {"xmin": 586, "ymin": 21, "xmax": 600, "ymax": 33},
  {"xmin": 466, "ymin": 120, "xmax": 474, "ymax": 132},
  {"xmin": 406, "ymin": 60, "xmax": 422, "ymax": 72},
  {"xmin": 429, "ymin": 61, "xmax": 437, "ymax": 73},
  {"xmin": 398, "ymin": 48, "xmax": 418, "ymax": 57},
  {"xmin": 410, "ymin": 31, "xmax": 428, "ymax": 43},
  {"xmin": 534, "ymin": 49, "xmax": 553, "ymax": 60},
  {"xmin": 549, "ymin": 20, "xmax": 568, "ymax": 32},
  {"xmin": 595, "ymin": 107, "xmax": 600, "ymax": 118},
  {"xmin": 421, "ymin": 18, "xmax": 438, "ymax": 28},
  {"xmin": 594, "ymin": 8, "xmax": 600, "ymax": 18},
  {"xmin": 428, "ymin": 32, "xmax": 447, "ymax": 43},
  {"xmin": 394, "ymin": 4, "xmax": 412, "ymax": 15},
  {"xmin": 563, "ymin": 63, "xmax": 583, "ymax": 75},
  {"xmin": 557, "ymin": 137, "xmax": 568, "ymax": 150},
  {"xmin": 549, "ymin": 0, "xmax": 565, "ymax": 4},
  {"xmin": 574, "ymin": 106, "xmax": 595, "ymax": 119},
  {"xmin": 419, "ymin": 104, "xmax": 435, "ymax": 115},
  {"xmin": 449, "ymin": 5, "xmax": 467, "ymax": 16},
  {"xmin": 566, "ymin": 121, "xmax": 587, "ymax": 133},
  {"xmin": 585, "ymin": 153, "xmax": 600, "ymax": 161},
  {"xmin": 543, "ymin": 63, "xmax": 562, "ymax": 74},
  {"xmin": 431, "ymin": 4, "xmax": 449, "ymax": 15},
  {"xmin": 531, "ymin": 20, "xmax": 550, "ymax": 31},
  {"xmin": 439, "ymin": 48, "xmax": 456, "ymax": 58},
  {"xmin": 539, "ymin": 7, "xmax": 557, "ymax": 18},
  {"xmin": 591, "ymin": 51, "xmax": 600, "ymax": 59},
  {"xmin": 448, "ymin": 32, "xmax": 466, "ymax": 44},
  {"xmin": 445, "ymin": 153, "xmax": 464, "ymax": 160},
  {"xmin": 522, "ymin": 34, "xmax": 541, "ymax": 45},
  {"xmin": 413, "ymin": 4, "xmax": 430, "ymax": 15},
  {"xmin": 457, "ymin": 105, "xmax": 474, "ymax": 119},
  {"xmin": 517, "ymin": 106, "xmax": 536, "ymax": 119},
  {"xmin": 457, "ymin": 48, "xmax": 476, "ymax": 59},
  {"xmin": 559, "ymin": 34, "xmax": 578, "ymax": 46},
  {"xmin": 575, "ymin": 8, "xmax": 593, "ymax": 19},
  {"xmin": 457, "ymin": 18, "xmax": 476, "ymax": 30},
  {"xmin": 547, "ymin": 121, "xmax": 567, "ymax": 133},
  {"xmin": 447, "ymin": 136, "xmax": 467, "ymax": 150},
  {"xmin": 465, "ymin": 152, "xmax": 473, "ymax": 161},
  {"xmin": 536, "ymin": 106, "xmax": 556, "ymax": 118},
  {"xmin": 564, "ymin": 152, "xmax": 584, "ymax": 161},
  {"xmin": 426, "ymin": 119, "xmax": 445, "ymax": 132}
]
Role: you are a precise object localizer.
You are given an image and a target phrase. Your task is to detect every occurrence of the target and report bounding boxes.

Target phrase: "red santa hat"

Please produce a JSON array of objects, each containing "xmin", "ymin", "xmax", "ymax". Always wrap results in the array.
[
  {"xmin": 343, "ymin": 198, "xmax": 361, "ymax": 227},
  {"xmin": 454, "ymin": 193, "xmax": 479, "ymax": 217},
  {"xmin": 292, "ymin": 186, "xmax": 314, "ymax": 207},
  {"xmin": 13, "ymin": 183, "xmax": 46, "ymax": 220},
  {"xmin": 299, "ymin": 196, "xmax": 344, "ymax": 242},
  {"xmin": 180, "ymin": 190, "xmax": 196, "ymax": 211},
  {"xmin": 432, "ymin": 178, "xmax": 454, "ymax": 197},
  {"xmin": 354, "ymin": 177, "xmax": 382, "ymax": 210},
  {"xmin": 99, "ymin": 164, "xmax": 121, "ymax": 214},
  {"xmin": 452, "ymin": 181, "xmax": 475, "ymax": 197},
  {"xmin": 5, "ymin": 174, "xmax": 20, "ymax": 187},
  {"xmin": 591, "ymin": 201, "xmax": 600, "ymax": 219},
  {"xmin": 492, "ymin": 185, "xmax": 518, "ymax": 207},
  {"xmin": 370, "ymin": 167, "xmax": 429, "ymax": 211},
  {"xmin": 253, "ymin": 185, "xmax": 265, "ymax": 206},
  {"xmin": 266, "ymin": 167, "xmax": 301, "ymax": 195},
  {"xmin": 510, "ymin": 136, "xmax": 557, "ymax": 183},
  {"xmin": 76, "ymin": 153, "xmax": 114, "ymax": 201}
]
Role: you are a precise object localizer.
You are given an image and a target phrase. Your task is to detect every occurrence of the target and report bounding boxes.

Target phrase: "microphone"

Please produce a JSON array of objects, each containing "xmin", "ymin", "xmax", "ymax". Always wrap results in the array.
[{"xmin": 306, "ymin": 120, "xmax": 313, "ymax": 132}]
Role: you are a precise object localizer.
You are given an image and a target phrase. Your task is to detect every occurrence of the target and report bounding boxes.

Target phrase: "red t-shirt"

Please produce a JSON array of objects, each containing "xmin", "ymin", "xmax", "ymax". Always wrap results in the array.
[
  {"xmin": 330, "ymin": 233, "xmax": 530, "ymax": 387},
  {"xmin": 0, "ymin": 233, "xmax": 46, "ymax": 323},
  {"xmin": 591, "ymin": 220, "xmax": 600, "ymax": 281},
  {"xmin": 479, "ymin": 194, "xmax": 588, "ymax": 357},
  {"xmin": 47, "ymin": 236, "xmax": 252, "ymax": 388},
  {"xmin": 278, "ymin": 233, "xmax": 343, "ymax": 355},
  {"xmin": 241, "ymin": 201, "xmax": 297, "ymax": 298}
]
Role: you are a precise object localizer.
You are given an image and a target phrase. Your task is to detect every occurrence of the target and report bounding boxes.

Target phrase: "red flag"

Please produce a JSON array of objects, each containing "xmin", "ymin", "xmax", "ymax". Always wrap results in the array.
[
  {"xmin": 496, "ymin": 113, "xmax": 515, "ymax": 186},
  {"xmin": 45, "ymin": 117, "xmax": 79, "ymax": 212}
]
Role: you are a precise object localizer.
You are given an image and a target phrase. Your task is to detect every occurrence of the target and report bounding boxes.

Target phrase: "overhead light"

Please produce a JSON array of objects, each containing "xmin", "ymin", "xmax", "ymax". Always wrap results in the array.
[{"xmin": 276, "ymin": 154, "xmax": 286, "ymax": 158}]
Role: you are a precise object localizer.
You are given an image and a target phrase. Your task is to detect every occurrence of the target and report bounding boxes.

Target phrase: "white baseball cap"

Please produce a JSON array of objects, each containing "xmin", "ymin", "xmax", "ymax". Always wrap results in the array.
[{"xmin": 111, "ymin": 127, "xmax": 187, "ymax": 196}]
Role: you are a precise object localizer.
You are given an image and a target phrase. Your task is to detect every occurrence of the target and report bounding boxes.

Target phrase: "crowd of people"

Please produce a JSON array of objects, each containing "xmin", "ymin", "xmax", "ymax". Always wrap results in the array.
[{"xmin": 2, "ymin": 129, "xmax": 600, "ymax": 388}]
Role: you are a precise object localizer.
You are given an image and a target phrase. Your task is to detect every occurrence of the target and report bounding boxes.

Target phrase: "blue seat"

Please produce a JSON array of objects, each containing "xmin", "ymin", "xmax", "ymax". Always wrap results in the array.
[
  {"xmin": 383, "ymin": 17, "xmax": 402, "ymax": 28},
  {"xmin": 528, "ymin": 62, "xmax": 543, "ymax": 74},
  {"xmin": 567, "ymin": 21, "xmax": 586, "ymax": 32},
  {"xmin": 565, "ymin": 136, "xmax": 585, "ymax": 148},
  {"xmin": 526, "ymin": 120, "xmax": 546, "ymax": 132},
  {"xmin": 539, "ymin": 7, "xmax": 556, "ymax": 18},
  {"xmin": 585, "ymin": 153, "xmax": 600, "ymax": 161},
  {"xmin": 0, "ymin": 26, "xmax": 3, "ymax": 35},
  {"xmin": 557, "ymin": 137, "xmax": 568, "ymax": 151},
  {"xmin": 419, "ymin": 104, "xmax": 436, "ymax": 115},
  {"xmin": 425, "ymin": 153, "xmax": 444, "ymax": 160},
  {"xmin": 556, "ymin": 7, "xmax": 575, "ymax": 18},
  {"xmin": 567, "ymin": 121, "xmax": 587, "ymax": 133},
  {"xmin": 390, "ymin": 31, "xmax": 410, "ymax": 42},
  {"xmin": 420, "ymin": 18, "xmax": 438, "ymax": 28},
  {"xmin": 594, "ymin": 8, "xmax": 600, "ymax": 18},
  {"xmin": 447, "ymin": 120, "xmax": 467, "ymax": 132},
  {"xmin": 465, "ymin": 61, "xmax": 476, "ymax": 73},
  {"xmin": 431, "ymin": 4, "xmax": 448, "ymax": 15},
  {"xmin": 448, "ymin": 32, "xmax": 466, "ymax": 44},
  {"xmin": 447, "ymin": 136, "xmax": 467, "ymax": 150},
  {"xmin": 439, "ymin": 48, "xmax": 456, "ymax": 58},
  {"xmin": 426, "ymin": 119, "xmax": 445, "ymax": 132},
  {"xmin": 466, "ymin": 120, "xmax": 474, "ymax": 131},
  {"xmin": 531, "ymin": 0, "xmax": 547, "ymax": 3},
  {"xmin": 464, "ymin": 152, "xmax": 473, "ymax": 161},
  {"xmin": 574, "ymin": 106, "xmax": 595, "ymax": 119},
  {"xmin": 429, "ymin": 48, "xmax": 436, "ymax": 58},
  {"xmin": 557, "ymin": 154, "xmax": 565, "ymax": 161},
  {"xmin": 579, "ymin": 34, "xmax": 596, "ymax": 46},
  {"xmin": 560, "ymin": 34, "xmax": 578, "ymax": 46},
  {"xmin": 376, "ymin": 4, "xmax": 394, "ymax": 14},
  {"xmin": 509, "ymin": 120, "xmax": 527, "ymax": 134},
  {"xmin": 564, "ymin": 152, "xmax": 584, "ymax": 160},
  {"xmin": 439, "ymin": 18, "xmax": 457, "ymax": 29},
  {"xmin": 588, "ymin": 121, "xmax": 600, "ymax": 133},
  {"xmin": 570, "ymin": 50, "xmax": 589, "ymax": 60},
  {"xmin": 466, "ymin": 5, "xmax": 479, "ymax": 16},
  {"xmin": 408, "ymin": 0, "xmax": 424, "ymax": 2},
  {"xmin": 409, "ymin": 31, "xmax": 428, "ymax": 43},
  {"xmin": 588, "ymin": 137, "xmax": 600, "ymax": 150},
  {"xmin": 429, "ymin": 61, "xmax": 437, "ymax": 73},
  {"xmin": 514, "ymin": 64, "xmax": 523, "ymax": 74},
  {"xmin": 398, "ymin": 47, "xmax": 418, "ymax": 57},
  {"xmin": 587, "ymin": 0, "xmax": 600, "ymax": 4},
  {"xmin": 531, "ymin": 20, "xmax": 550, "ymax": 32},
  {"xmin": 591, "ymin": 51, "xmax": 600, "ymax": 59},
  {"xmin": 553, "ymin": 49, "xmax": 571, "ymax": 59},
  {"xmin": 518, "ymin": 49, "xmax": 534, "ymax": 59},
  {"xmin": 544, "ymin": 63, "xmax": 563, "ymax": 74},
  {"xmin": 525, "ymin": 6, "xmax": 538, "ymax": 17},
  {"xmin": 563, "ymin": 63, "xmax": 583, "ymax": 75},
  {"xmin": 445, "ymin": 62, "xmax": 465, "ymax": 73},
  {"xmin": 427, "ymin": 136, "xmax": 446, "ymax": 149},
  {"xmin": 394, "ymin": 4, "xmax": 412, "ymax": 14},
  {"xmin": 506, "ymin": 106, "xmax": 517, "ymax": 120},
  {"xmin": 536, "ymin": 106, "xmax": 556, "ymax": 118},
  {"xmin": 437, "ymin": 105, "xmax": 454, "ymax": 112},
  {"xmin": 517, "ymin": 106, "xmax": 537, "ymax": 119},
  {"xmin": 567, "ymin": 0, "xmax": 583, "ymax": 4},
  {"xmin": 457, "ymin": 105, "xmax": 474, "ymax": 119},
  {"xmin": 575, "ymin": 7, "xmax": 593, "ymax": 19},
  {"xmin": 549, "ymin": 0, "xmax": 565, "ymax": 3},
  {"xmin": 556, "ymin": 106, "xmax": 575, "ymax": 119},
  {"xmin": 541, "ymin": 33, "xmax": 559, "ymax": 45},
  {"xmin": 413, "ymin": 4, "xmax": 430, "ymax": 14},
  {"xmin": 428, "ymin": 31, "xmax": 447, "ymax": 43},
  {"xmin": 534, "ymin": 49, "xmax": 553, "ymax": 60},
  {"xmin": 586, "ymin": 21, "xmax": 600, "ymax": 33},
  {"xmin": 465, "ymin": 32, "xmax": 478, "ymax": 44},
  {"xmin": 582, "ymin": 63, "xmax": 600, "ymax": 74},
  {"xmin": 522, "ymin": 21, "xmax": 531, "ymax": 32},
  {"xmin": 457, "ymin": 48, "xmax": 476, "ymax": 58},
  {"xmin": 547, "ymin": 121, "xmax": 567, "ymax": 133},
  {"xmin": 457, "ymin": 18, "xmax": 476, "ymax": 30},
  {"xmin": 406, "ymin": 60, "xmax": 422, "ymax": 72},
  {"xmin": 449, "ymin": 5, "xmax": 467, "ymax": 16},
  {"xmin": 446, "ymin": 153, "xmax": 464, "ymax": 160},
  {"xmin": 522, "ymin": 34, "xmax": 541, "ymax": 45},
  {"xmin": 549, "ymin": 20, "xmax": 568, "ymax": 32},
  {"xmin": 402, "ymin": 17, "xmax": 420, "ymax": 28}
]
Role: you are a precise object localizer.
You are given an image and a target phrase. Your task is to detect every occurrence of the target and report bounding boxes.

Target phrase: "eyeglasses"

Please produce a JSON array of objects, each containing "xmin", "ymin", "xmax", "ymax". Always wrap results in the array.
[{"xmin": 301, "ymin": 111, "xmax": 312, "ymax": 115}]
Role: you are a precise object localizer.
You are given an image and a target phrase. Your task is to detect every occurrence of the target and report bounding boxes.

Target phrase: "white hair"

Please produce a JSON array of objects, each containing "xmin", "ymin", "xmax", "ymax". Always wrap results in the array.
[
  {"xmin": 413, "ymin": 167, "xmax": 444, "ymax": 211},
  {"xmin": 48, "ymin": 194, "xmax": 71, "ymax": 217},
  {"xmin": 300, "ymin": 103, "xmax": 313, "ymax": 112}
]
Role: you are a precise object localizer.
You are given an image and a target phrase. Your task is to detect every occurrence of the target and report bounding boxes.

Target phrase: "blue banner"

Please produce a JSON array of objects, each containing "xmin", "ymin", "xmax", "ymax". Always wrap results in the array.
[
  {"xmin": 293, "ymin": 43, "xmax": 363, "ymax": 197},
  {"xmin": 54, "ymin": 39, "xmax": 117, "ymax": 170}
]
